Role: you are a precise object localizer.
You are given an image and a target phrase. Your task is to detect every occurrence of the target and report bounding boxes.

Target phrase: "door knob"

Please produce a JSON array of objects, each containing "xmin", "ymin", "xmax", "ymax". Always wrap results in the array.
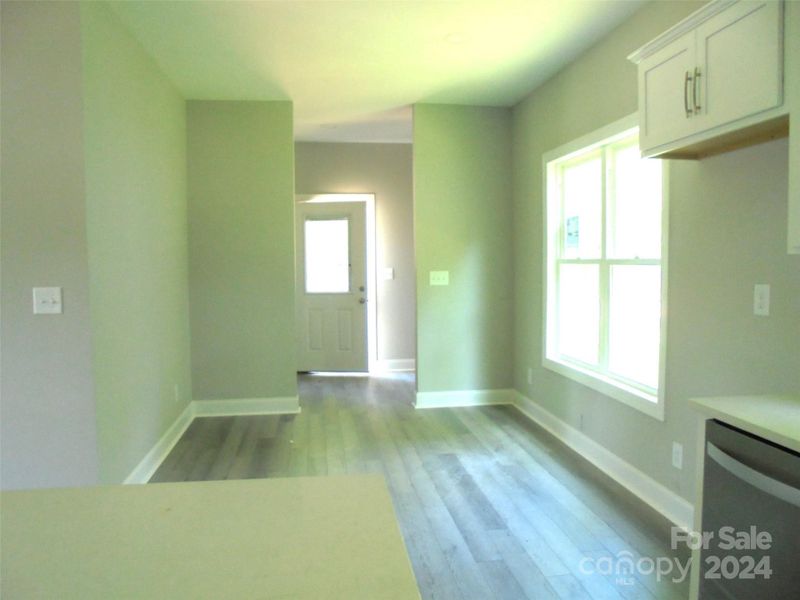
[
  {"xmin": 359, "ymin": 298, "xmax": 366, "ymax": 304},
  {"xmin": 359, "ymin": 286, "xmax": 365, "ymax": 292}
]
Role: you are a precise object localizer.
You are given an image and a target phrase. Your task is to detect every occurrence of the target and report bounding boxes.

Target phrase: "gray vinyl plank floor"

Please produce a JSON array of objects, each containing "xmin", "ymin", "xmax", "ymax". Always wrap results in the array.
[{"xmin": 150, "ymin": 373, "xmax": 690, "ymax": 600}]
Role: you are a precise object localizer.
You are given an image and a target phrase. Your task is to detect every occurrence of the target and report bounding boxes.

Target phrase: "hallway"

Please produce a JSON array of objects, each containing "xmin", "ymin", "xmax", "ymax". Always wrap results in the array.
[{"xmin": 151, "ymin": 374, "xmax": 688, "ymax": 600}]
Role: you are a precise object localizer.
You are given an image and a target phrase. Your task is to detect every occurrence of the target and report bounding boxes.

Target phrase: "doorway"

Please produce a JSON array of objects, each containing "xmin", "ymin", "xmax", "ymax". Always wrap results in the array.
[{"xmin": 295, "ymin": 194, "xmax": 377, "ymax": 372}]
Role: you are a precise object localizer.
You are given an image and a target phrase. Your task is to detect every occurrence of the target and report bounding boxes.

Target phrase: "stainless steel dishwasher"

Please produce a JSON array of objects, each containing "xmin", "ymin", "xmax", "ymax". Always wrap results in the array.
[{"xmin": 699, "ymin": 419, "xmax": 800, "ymax": 599}]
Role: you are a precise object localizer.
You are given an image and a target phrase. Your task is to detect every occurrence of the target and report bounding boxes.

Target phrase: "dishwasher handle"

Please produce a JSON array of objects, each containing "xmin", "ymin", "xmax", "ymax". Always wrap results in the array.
[{"xmin": 707, "ymin": 442, "xmax": 800, "ymax": 508}]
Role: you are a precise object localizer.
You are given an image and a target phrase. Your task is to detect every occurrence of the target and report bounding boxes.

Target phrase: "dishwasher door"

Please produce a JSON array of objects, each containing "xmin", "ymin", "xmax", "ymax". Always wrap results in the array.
[{"xmin": 699, "ymin": 419, "xmax": 800, "ymax": 599}]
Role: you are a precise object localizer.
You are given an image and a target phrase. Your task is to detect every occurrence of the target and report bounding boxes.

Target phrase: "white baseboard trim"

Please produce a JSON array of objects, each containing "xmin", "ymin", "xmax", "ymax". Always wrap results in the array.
[
  {"xmin": 372, "ymin": 358, "xmax": 416, "ymax": 373},
  {"xmin": 193, "ymin": 396, "xmax": 301, "ymax": 417},
  {"xmin": 415, "ymin": 388, "xmax": 515, "ymax": 409},
  {"xmin": 124, "ymin": 396, "xmax": 300, "ymax": 484},
  {"xmin": 513, "ymin": 391, "xmax": 694, "ymax": 530},
  {"xmin": 123, "ymin": 401, "xmax": 195, "ymax": 485}
]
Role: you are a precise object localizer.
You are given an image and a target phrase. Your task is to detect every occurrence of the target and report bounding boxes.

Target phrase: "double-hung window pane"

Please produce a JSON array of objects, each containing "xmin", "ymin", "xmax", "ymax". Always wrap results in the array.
[
  {"xmin": 558, "ymin": 264, "xmax": 600, "ymax": 365},
  {"xmin": 608, "ymin": 265, "xmax": 661, "ymax": 389},
  {"xmin": 607, "ymin": 142, "xmax": 662, "ymax": 259},
  {"xmin": 561, "ymin": 155, "xmax": 602, "ymax": 259},
  {"xmin": 546, "ymin": 126, "xmax": 665, "ymax": 407}
]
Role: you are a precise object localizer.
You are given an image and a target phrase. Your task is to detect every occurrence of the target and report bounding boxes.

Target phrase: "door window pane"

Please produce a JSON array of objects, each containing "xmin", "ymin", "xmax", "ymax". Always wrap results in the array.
[
  {"xmin": 558, "ymin": 264, "xmax": 600, "ymax": 365},
  {"xmin": 305, "ymin": 219, "xmax": 349, "ymax": 293},
  {"xmin": 608, "ymin": 265, "xmax": 661, "ymax": 388},
  {"xmin": 562, "ymin": 156, "xmax": 602, "ymax": 259},
  {"xmin": 608, "ymin": 142, "xmax": 662, "ymax": 259}
]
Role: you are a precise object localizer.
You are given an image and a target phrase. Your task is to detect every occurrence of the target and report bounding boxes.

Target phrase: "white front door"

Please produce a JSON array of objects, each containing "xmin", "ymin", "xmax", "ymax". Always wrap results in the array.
[{"xmin": 295, "ymin": 201, "xmax": 368, "ymax": 372}]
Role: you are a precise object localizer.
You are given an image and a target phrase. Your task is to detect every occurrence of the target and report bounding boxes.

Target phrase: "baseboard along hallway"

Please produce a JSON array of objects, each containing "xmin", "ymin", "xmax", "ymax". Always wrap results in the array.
[{"xmin": 150, "ymin": 374, "xmax": 689, "ymax": 600}]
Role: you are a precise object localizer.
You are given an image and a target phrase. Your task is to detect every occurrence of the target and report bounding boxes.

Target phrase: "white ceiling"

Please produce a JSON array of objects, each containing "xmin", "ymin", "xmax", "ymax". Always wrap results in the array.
[{"xmin": 108, "ymin": 1, "xmax": 647, "ymax": 143}]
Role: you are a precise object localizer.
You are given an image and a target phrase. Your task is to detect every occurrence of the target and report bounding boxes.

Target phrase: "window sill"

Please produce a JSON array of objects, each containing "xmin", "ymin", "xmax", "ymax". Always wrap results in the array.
[{"xmin": 543, "ymin": 356, "xmax": 664, "ymax": 421}]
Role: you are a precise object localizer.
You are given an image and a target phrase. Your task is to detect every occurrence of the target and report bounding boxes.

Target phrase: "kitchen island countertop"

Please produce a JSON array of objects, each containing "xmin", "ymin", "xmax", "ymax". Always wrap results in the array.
[{"xmin": 1, "ymin": 474, "xmax": 420, "ymax": 599}]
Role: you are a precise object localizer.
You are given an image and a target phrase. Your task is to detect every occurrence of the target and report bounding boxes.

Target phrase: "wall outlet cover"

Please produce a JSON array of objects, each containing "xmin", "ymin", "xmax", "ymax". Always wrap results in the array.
[
  {"xmin": 753, "ymin": 284, "xmax": 770, "ymax": 316},
  {"xmin": 672, "ymin": 441, "xmax": 683, "ymax": 470}
]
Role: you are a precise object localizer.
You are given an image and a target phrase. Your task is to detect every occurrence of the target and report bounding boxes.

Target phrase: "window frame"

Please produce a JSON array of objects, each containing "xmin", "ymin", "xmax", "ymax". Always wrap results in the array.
[{"xmin": 542, "ymin": 113, "xmax": 669, "ymax": 421}]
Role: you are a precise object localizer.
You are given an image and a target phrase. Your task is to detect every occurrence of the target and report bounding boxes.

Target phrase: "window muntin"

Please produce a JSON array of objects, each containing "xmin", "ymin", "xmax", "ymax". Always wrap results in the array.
[{"xmin": 544, "ymin": 120, "xmax": 666, "ymax": 418}]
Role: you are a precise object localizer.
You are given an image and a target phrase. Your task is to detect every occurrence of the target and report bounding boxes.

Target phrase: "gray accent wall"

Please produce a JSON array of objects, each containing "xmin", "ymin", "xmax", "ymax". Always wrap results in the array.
[
  {"xmin": 0, "ymin": 1, "xmax": 99, "ymax": 489},
  {"xmin": 295, "ymin": 142, "xmax": 415, "ymax": 363}
]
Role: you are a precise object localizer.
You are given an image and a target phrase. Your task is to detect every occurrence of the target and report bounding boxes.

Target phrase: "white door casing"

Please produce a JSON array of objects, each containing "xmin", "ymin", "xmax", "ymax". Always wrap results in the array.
[{"xmin": 295, "ymin": 201, "xmax": 368, "ymax": 372}]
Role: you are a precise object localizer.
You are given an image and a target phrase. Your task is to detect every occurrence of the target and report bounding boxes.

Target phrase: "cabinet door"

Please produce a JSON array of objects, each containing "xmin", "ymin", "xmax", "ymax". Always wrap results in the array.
[
  {"xmin": 789, "ymin": 0, "xmax": 800, "ymax": 254},
  {"xmin": 638, "ymin": 33, "xmax": 697, "ymax": 153},
  {"xmin": 696, "ymin": 0, "xmax": 783, "ymax": 131},
  {"xmin": 790, "ymin": 125, "xmax": 800, "ymax": 254}
]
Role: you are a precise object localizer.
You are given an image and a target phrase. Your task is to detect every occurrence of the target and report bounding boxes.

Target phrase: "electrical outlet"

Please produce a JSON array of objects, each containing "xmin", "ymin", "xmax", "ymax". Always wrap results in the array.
[
  {"xmin": 753, "ymin": 284, "xmax": 770, "ymax": 316},
  {"xmin": 527, "ymin": 367, "xmax": 533, "ymax": 385},
  {"xmin": 672, "ymin": 442, "xmax": 683, "ymax": 470}
]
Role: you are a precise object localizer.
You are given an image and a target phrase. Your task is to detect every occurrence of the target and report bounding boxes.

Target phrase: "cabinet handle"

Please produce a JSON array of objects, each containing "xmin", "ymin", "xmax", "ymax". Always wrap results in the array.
[
  {"xmin": 693, "ymin": 67, "xmax": 701, "ymax": 113},
  {"xmin": 683, "ymin": 70, "xmax": 693, "ymax": 118}
]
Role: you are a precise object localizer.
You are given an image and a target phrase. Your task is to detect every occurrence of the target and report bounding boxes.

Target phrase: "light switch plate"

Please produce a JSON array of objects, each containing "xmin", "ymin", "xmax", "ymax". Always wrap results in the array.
[
  {"xmin": 753, "ymin": 284, "xmax": 770, "ymax": 316},
  {"xmin": 429, "ymin": 271, "xmax": 449, "ymax": 286},
  {"xmin": 383, "ymin": 267, "xmax": 395, "ymax": 281},
  {"xmin": 33, "ymin": 287, "xmax": 62, "ymax": 314}
]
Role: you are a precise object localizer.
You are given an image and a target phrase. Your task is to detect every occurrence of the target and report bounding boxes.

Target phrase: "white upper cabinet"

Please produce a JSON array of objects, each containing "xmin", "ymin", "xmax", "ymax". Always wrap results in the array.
[
  {"xmin": 638, "ymin": 33, "xmax": 697, "ymax": 150},
  {"xmin": 630, "ymin": 0, "xmax": 786, "ymax": 159},
  {"xmin": 696, "ymin": 1, "xmax": 783, "ymax": 130}
]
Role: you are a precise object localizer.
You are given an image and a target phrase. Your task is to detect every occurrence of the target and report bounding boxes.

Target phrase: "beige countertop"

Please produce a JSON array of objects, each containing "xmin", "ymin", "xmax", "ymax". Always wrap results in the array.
[
  {"xmin": 1, "ymin": 474, "xmax": 420, "ymax": 599},
  {"xmin": 689, "ymin": 394, "xmax": 800, "ymax": 453}
]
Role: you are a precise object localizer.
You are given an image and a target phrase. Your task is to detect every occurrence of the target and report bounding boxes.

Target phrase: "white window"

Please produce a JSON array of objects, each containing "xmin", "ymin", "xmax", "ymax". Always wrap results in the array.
[
  {"xmin": 543, "ymin": 114, "xmax": 668, "ymax": 420},
  {"xmin": 304, "ymin": 218, "xmax": 350, "ymax": 293}
]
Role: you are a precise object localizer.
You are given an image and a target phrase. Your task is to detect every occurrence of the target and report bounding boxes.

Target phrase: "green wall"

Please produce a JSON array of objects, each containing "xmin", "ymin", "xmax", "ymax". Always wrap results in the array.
[
  {"xmin": 512, "ymin": 0, "xmax": 800, "ymax": 501},
  {"xmin": 81, "ymin": 2, "xmax": 192, "ymax": 483},
  {"xmin": 413, "ymin": 105, "xmax": 513, "ymax": 393},
  {"xmin": 187, "ymin": 101, "xmax": 297, "ymax": 401}
]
